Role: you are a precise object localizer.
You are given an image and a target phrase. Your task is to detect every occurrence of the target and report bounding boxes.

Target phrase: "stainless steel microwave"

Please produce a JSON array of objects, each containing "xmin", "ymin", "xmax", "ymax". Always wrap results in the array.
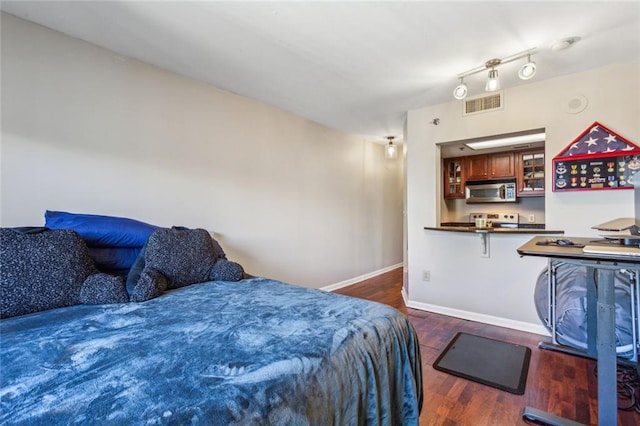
[{"xmin": 465, "ymin": 181, "xmax": 517, "ymax": 203}]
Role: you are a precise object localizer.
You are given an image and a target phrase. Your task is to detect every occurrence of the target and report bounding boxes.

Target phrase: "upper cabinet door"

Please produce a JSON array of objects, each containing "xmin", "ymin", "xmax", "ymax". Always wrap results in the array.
[
  {"xmin": 466, "ymin": 155, "xmax": 489, "ymax": 180},
  {"xmin": 517, "ymin": 150, "xmax": 545, "ymax": 196},
  {"xmin": 443, "ymin": 158, "xmax": 465, "ymax": 199},
  {"xmin": 466, "ymin": 153, "xmax": 515, "ymax": 180},
  {"xmin": 490, "ymin": 152, "xmax": 515, "ymax": 178}
]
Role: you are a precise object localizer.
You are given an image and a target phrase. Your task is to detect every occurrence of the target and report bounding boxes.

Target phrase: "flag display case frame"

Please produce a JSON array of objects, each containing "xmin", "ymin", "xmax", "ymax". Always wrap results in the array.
[{"xmin": 552, "ymin": 122, "xmax": 640, "ymax": 192}]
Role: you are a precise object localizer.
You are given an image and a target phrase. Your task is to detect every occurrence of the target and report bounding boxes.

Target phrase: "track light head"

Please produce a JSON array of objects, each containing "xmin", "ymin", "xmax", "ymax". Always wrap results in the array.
[
  {"xmin": 518, "ymin": 55, "xmax": 537, "ymax": 80},
  {"xmin": 453, "ymin": 78, "xmax": 468, "ymax": 100},
  {"xmin": 485, "ymin": 68, "xmax": 500, "ymax": 92}
]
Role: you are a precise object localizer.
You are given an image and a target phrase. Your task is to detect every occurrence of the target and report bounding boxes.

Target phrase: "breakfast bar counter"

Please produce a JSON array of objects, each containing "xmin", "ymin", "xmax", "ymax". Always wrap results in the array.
[{"xmin": 424, "ymin": 225, "xmax": 564, "ymax": 235}]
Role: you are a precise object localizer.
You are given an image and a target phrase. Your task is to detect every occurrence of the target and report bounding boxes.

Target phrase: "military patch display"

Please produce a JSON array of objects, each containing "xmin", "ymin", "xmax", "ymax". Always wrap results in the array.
[{"xmin": 553, "ymin": 122, "xmax": 640, "ymax": 192}]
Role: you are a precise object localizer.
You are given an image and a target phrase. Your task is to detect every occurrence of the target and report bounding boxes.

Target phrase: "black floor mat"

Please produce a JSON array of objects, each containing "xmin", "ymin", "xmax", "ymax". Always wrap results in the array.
[{"xmin": 433, "ymin": 332, "xmax": 531, "ymax": 395}]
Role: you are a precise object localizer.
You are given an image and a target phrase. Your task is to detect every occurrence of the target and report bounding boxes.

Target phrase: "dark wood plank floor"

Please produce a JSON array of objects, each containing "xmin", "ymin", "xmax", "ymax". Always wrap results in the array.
[{"xmin": 334, "ymin": 267, "xmax": 640, "ymax": 426}]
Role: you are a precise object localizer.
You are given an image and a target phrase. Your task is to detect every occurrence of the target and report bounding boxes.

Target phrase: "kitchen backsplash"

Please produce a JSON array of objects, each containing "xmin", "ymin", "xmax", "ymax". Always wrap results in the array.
[{"xmin": 441, "ymin": 196, "xmax": 546, "ymax": 224}]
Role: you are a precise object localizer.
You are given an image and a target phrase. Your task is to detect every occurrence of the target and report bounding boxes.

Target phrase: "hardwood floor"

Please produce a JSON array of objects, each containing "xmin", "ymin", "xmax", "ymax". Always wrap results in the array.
[{"xmin": 334, "ymin": 267, "xmax": 640, "ymax": 426}]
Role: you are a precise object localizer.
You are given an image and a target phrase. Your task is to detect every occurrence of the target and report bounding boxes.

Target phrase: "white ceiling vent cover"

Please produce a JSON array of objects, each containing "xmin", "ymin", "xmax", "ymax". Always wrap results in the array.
[{"xmin": 463, "ymin": 91, "xmax": 503, "ymax": 116}]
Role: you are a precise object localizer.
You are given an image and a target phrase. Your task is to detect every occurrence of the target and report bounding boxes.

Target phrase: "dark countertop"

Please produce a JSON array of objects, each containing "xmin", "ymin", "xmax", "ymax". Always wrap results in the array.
[
  {"xmin": 425, "ymin": 224, "xmax": 564, "ymax": 235},
  {"xmin": 518, "ymin": 236, "xmax": 640, "ymax": 264},
  {"xmin": 440, "ymin": 222, "xmax": 546, "ymax": 229}
]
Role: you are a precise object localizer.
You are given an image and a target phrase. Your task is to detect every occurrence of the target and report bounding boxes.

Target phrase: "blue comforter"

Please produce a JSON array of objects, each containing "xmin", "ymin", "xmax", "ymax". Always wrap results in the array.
[{"xmin": 1, "ymin": 278, "xmax": 422, "ymax": 425}]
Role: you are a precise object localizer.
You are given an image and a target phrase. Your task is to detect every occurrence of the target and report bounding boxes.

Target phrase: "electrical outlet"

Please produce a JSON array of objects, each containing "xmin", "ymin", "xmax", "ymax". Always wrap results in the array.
[
  {"xmin": 422, "ymin": 270, "xmax": 431, "ymax": 282},
  {"xmin": 528, "ymin": 214, "xmax": 535, "ymax": 223}
]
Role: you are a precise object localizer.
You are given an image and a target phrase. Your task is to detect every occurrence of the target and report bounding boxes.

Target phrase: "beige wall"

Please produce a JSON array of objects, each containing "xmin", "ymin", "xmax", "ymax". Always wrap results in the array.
[
  {"xmin": 0, "ymin": 13, "xmax": 404, "ymax": 288},
  {"xmin": 406, "ymin": 63, "xmax": 639, "ymax": 330}
]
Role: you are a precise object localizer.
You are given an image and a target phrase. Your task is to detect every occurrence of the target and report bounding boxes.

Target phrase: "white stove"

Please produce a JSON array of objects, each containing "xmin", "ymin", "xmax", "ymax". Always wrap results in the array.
[{"xmin": 469, "ymin": 212, "xmax": 519, "ymax": 228}]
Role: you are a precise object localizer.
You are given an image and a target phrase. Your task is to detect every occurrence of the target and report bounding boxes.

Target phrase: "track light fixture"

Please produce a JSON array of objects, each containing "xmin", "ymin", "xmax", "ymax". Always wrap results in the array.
[{"xmin": 452, "ymin": 48, "xmax": 537, "ymax": 100}]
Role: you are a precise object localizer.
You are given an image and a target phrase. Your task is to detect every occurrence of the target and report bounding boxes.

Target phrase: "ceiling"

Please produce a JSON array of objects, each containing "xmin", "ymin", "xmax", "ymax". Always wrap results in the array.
[{"xmin": 2, "ymin": 1, "xmax": 639, "ymax": 143}]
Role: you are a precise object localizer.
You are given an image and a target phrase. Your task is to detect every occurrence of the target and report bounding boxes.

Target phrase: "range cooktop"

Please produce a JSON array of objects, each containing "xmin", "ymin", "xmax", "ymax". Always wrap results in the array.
[{"xmin": 469, "ymin": 212, "xmax": 519, "ymax": 228}]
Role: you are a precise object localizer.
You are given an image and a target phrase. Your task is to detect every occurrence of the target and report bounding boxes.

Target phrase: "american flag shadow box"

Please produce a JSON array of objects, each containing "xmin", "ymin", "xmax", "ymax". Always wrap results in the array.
[{"xmin": 553, "ymin": 122, "xmax": 640, "ymax": 192}]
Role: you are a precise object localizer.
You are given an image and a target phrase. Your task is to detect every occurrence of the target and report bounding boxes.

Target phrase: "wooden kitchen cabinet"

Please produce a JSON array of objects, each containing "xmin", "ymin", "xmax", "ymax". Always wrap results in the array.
[
  {"xmin": 517, "ymin": 150, "xmax": 545, "ymax": 196},
  {"xmin": 466, "ymin": 152, "xmax": 515, "ymax": 181},
  {"xmin": 443, "ymin": 158, "xmax": 465, "ymax": 199},
  {"xmin": 465, "ymin": 155, "xmax": 488, "ymax": 180},
  {"xmin": 490, "ymin": 152, "xmax": 515, "ymax": 178}
]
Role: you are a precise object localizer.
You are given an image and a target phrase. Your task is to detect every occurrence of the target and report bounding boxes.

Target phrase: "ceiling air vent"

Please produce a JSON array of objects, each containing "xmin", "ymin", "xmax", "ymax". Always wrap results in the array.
[{"xmin": 463, "ymin": 91, "xmax": 503, "ymax": 116}]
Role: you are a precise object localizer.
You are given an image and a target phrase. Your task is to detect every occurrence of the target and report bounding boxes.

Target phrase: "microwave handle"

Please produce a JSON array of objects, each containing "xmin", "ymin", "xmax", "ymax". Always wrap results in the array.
[{"xmin": 499, "ymin": 185, "xmax": 506, "ymax": 199}]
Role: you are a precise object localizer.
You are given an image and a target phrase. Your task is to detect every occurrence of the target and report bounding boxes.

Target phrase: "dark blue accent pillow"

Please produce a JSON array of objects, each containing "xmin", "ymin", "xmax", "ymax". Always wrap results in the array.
[
  {"xmin": 8, "ymin": 227, "xmax": 50, "ymax": 234},
  {"xmin": 88, "ymin": 247, "xmax": 142, "ymax": 271},
  {"xmin": 126, "ymin": 243, "xmax": 147, "ymax": 295},
  {"xmin": 44, "ymin": 210, "xmax": 159, "ymax": 248}
]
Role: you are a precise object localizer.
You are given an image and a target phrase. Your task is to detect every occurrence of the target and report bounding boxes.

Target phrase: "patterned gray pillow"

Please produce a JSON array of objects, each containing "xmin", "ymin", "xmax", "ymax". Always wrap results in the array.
[
  {"xmin": 0, "ymin": 228, "xmax": 96, "ymax": 318},
  {"xmin": 130, "ymin": 268, "xmax": 168, "ymax": 302},
  {"xmin": 80, "ymin": 273, "xmax": 130, "ymax": 305},
  {"xmin": 210, "ymin": 259, "xmax": 245, "ymax": 282},
  {"xmin": 143, "ymin": 227, "xmax": 217, "ymax": 289}
]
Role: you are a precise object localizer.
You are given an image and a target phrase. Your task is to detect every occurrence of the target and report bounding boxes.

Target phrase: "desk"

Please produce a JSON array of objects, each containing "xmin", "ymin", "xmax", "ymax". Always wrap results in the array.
[{"xmin": 517, "ymin": 236, "xmax": 640, "ymax": 426}]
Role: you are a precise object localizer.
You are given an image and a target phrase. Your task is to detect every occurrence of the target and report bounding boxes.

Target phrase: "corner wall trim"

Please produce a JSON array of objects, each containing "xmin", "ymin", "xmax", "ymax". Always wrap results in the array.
[
  {"xmin": 322, "ymin": 263, "xmax": 402, "ymax": 292},
  {"xmin": 406, "ymin": 299, "xmax": 550, "ymax": 336}
]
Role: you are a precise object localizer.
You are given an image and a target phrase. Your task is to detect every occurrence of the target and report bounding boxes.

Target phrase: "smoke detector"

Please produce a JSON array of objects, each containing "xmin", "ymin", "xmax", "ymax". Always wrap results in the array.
[{"xmin": 551, "ymin": 36, "xmax": 581, "ymax": 52}]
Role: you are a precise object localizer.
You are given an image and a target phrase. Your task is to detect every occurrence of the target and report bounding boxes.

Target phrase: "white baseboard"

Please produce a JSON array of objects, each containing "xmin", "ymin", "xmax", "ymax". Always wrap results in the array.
[
  {"xmin": 322, "ymin": 263, "xmax": 402, "ymax": 292},
  {"xmin": 323, "ymin": 267, "xmax": 548, "ymax": 337},
  {"xmin": 406, "ymin": 299, "xmax": 550, "ymax": 337}
]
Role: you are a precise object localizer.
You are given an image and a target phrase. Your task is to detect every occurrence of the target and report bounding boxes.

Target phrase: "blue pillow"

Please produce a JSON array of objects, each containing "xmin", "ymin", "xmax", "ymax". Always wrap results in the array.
[
  {"xmin": 126, "ymin": 243, "xmax": 147, "ymax": 294},
  {"xmin": 45, "ymin": 210, "xmax": 159, "ymax": 248},
  {"xmin": 88, "ymin": 247, "xmax": 142, "ymax": 271}
]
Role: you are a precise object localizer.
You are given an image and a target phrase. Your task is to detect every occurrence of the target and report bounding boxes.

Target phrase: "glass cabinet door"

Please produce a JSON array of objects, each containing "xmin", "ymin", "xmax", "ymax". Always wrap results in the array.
[
  {"xmin": 518, "ymin": 151, "xmax": 545, "ymax": 196},
  {"xmin": 444, "ymin": 158, "xmax": 465, "ymax": 199}
]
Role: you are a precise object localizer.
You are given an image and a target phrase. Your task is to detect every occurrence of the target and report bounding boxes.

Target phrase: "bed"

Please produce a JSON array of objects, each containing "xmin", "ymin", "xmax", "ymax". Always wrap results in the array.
[{"xmin": 1, "ymin": 243, "xmax": 422, "ymax": 424}]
